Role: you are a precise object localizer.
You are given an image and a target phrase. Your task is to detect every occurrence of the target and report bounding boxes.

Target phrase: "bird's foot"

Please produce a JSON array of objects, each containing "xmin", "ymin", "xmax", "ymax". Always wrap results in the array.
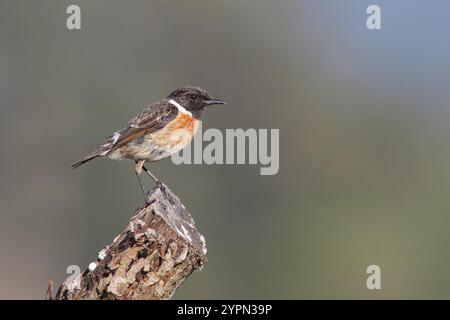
[{"xmin": 155, "ymin": 179, "xmax": 165, "ymax": 190}]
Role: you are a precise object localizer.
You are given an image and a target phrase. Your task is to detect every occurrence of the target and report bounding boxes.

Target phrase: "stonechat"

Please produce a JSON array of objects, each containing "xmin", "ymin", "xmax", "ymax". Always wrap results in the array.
[{"xmin": 72, "ymin": 86, "xmax": 225, "ymax": 201}]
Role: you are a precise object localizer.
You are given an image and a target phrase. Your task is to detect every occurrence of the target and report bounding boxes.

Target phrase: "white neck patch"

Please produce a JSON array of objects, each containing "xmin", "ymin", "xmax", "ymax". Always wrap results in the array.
[{"xmin": 169, "ymin": 99, "xmax": 192, "ymax": 117}]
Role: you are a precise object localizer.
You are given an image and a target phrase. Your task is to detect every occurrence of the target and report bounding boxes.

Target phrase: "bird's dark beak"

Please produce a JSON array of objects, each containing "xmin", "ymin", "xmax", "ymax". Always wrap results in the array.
[{"xmin": 205, "ymin": 99, "xmax": 226, "ymax": 106}]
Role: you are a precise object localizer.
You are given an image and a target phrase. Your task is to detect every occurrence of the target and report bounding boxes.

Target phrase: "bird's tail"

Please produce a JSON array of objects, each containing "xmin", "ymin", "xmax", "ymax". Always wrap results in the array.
[
  {"xmin": 72, "ymin": 135, "xmax": 117, "ymax": 169},
  {"xmin": 71, "ymin": 144, "xmax": 110, "ymax": 169},
  {"xmin": 71, "ymin": 154, "xmax": 100, "ymax": 169}
]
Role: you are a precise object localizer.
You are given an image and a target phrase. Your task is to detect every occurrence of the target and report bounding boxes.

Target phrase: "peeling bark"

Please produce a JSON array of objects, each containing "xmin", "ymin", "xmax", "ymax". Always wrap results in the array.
[{"xmin": 53, "ymin": 183, "xmax": 207, "ymax": 300}]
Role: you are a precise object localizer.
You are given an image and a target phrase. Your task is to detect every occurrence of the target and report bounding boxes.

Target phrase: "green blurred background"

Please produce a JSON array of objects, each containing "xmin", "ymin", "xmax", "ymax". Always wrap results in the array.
[{"xmin": 1, "ymin": 0, "xmax": 450, "ymax": 299}]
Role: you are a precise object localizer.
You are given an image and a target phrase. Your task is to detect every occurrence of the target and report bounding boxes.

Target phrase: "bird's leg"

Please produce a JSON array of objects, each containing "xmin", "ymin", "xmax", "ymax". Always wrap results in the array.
[
  {"xmin": 134, "ymin": 160, "xmax": 148, "ymax": 203},
  {"xmin": 142, "ymin": 165, "xmax": 162, "ymax": 187}
]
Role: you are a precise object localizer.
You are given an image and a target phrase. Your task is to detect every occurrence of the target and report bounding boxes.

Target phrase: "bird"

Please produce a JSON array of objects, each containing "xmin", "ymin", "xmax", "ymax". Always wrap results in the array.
[{"xmin": 71, "ymin": 86, "xmax": 226, "ymax": 201}]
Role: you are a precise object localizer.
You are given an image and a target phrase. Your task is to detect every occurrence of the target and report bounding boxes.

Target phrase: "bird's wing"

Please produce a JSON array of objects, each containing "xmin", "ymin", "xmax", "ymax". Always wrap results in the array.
[{"xmin": 105, "ymin": 101, "xmax": 178, "ymax": 154}]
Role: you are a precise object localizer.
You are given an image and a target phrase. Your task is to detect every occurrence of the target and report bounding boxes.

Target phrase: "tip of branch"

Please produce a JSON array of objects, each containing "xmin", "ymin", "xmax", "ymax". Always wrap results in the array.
[
  {"xmin": 141, "ymin": 182, "xmax": 207, "ymax": 254},
  {"xmin": 45, "ymin": 280, "xmax": 54, "ymax": 300}
]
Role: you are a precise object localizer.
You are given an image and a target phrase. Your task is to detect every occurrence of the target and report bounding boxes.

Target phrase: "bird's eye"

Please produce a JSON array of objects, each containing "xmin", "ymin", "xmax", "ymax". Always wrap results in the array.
[{"xmin": 190, "ymin": 94, "xmax": 197, "ymax": 100}]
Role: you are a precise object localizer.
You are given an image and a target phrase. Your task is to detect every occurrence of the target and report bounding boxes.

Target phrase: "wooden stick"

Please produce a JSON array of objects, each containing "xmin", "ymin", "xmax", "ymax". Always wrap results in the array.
[{"xmin": 53, "ymin": 183, "xmax": 207, "ymax": 300}]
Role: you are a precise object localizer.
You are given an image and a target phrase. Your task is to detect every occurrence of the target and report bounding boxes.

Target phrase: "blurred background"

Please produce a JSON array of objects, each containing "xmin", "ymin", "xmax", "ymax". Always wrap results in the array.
[{"xmin": 1, "ymin": 0, "xmax": 450, "ymax": 299}]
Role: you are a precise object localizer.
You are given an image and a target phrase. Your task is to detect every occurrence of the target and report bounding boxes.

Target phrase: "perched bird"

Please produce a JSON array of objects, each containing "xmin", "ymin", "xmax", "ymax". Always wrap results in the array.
[{"xmin": 72, "ymin": 86, "xmax": 225, "ymax": 201}]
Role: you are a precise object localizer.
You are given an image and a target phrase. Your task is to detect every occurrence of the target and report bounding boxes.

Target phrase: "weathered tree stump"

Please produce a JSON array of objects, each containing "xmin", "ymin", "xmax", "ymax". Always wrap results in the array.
[{"xmin": 53, "ymin": 183, "xmax": 207, "ymax": 300}]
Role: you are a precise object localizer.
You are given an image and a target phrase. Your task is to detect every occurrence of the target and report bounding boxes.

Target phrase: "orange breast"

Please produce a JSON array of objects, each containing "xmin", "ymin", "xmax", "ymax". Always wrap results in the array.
[
  {"xmin": 171, "ymin": 112, "xmax": 198, "ymax": 131},
  {"xmin": 152, "ymin": 113, "xmax": 199, "ymax": 148}
]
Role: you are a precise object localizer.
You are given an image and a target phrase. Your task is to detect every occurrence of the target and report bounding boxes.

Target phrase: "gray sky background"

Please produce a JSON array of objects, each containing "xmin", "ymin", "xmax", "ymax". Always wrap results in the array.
[{"xmin": 1, "ymin": 1, "xmax": 450, "ymax": 299}]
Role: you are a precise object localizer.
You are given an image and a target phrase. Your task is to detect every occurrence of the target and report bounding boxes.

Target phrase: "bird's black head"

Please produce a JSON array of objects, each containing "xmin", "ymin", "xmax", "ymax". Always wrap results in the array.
[{"xmin": 167, "ymin": 86, "xmax": 226, "ymax": 118}]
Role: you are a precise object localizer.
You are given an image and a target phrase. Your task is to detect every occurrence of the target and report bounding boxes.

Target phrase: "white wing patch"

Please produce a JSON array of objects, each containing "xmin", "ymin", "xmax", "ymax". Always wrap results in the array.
[
  {"xmin": 100, "ymin": 131, "xmax": 121, "ymax": 156},
  {"xmin": 169, "ymin": 99, "xmax": 192, "ymax": 117},
  {"xmin": 112, "ymin": 131, "xmax": 121, "ymax": 144}
]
